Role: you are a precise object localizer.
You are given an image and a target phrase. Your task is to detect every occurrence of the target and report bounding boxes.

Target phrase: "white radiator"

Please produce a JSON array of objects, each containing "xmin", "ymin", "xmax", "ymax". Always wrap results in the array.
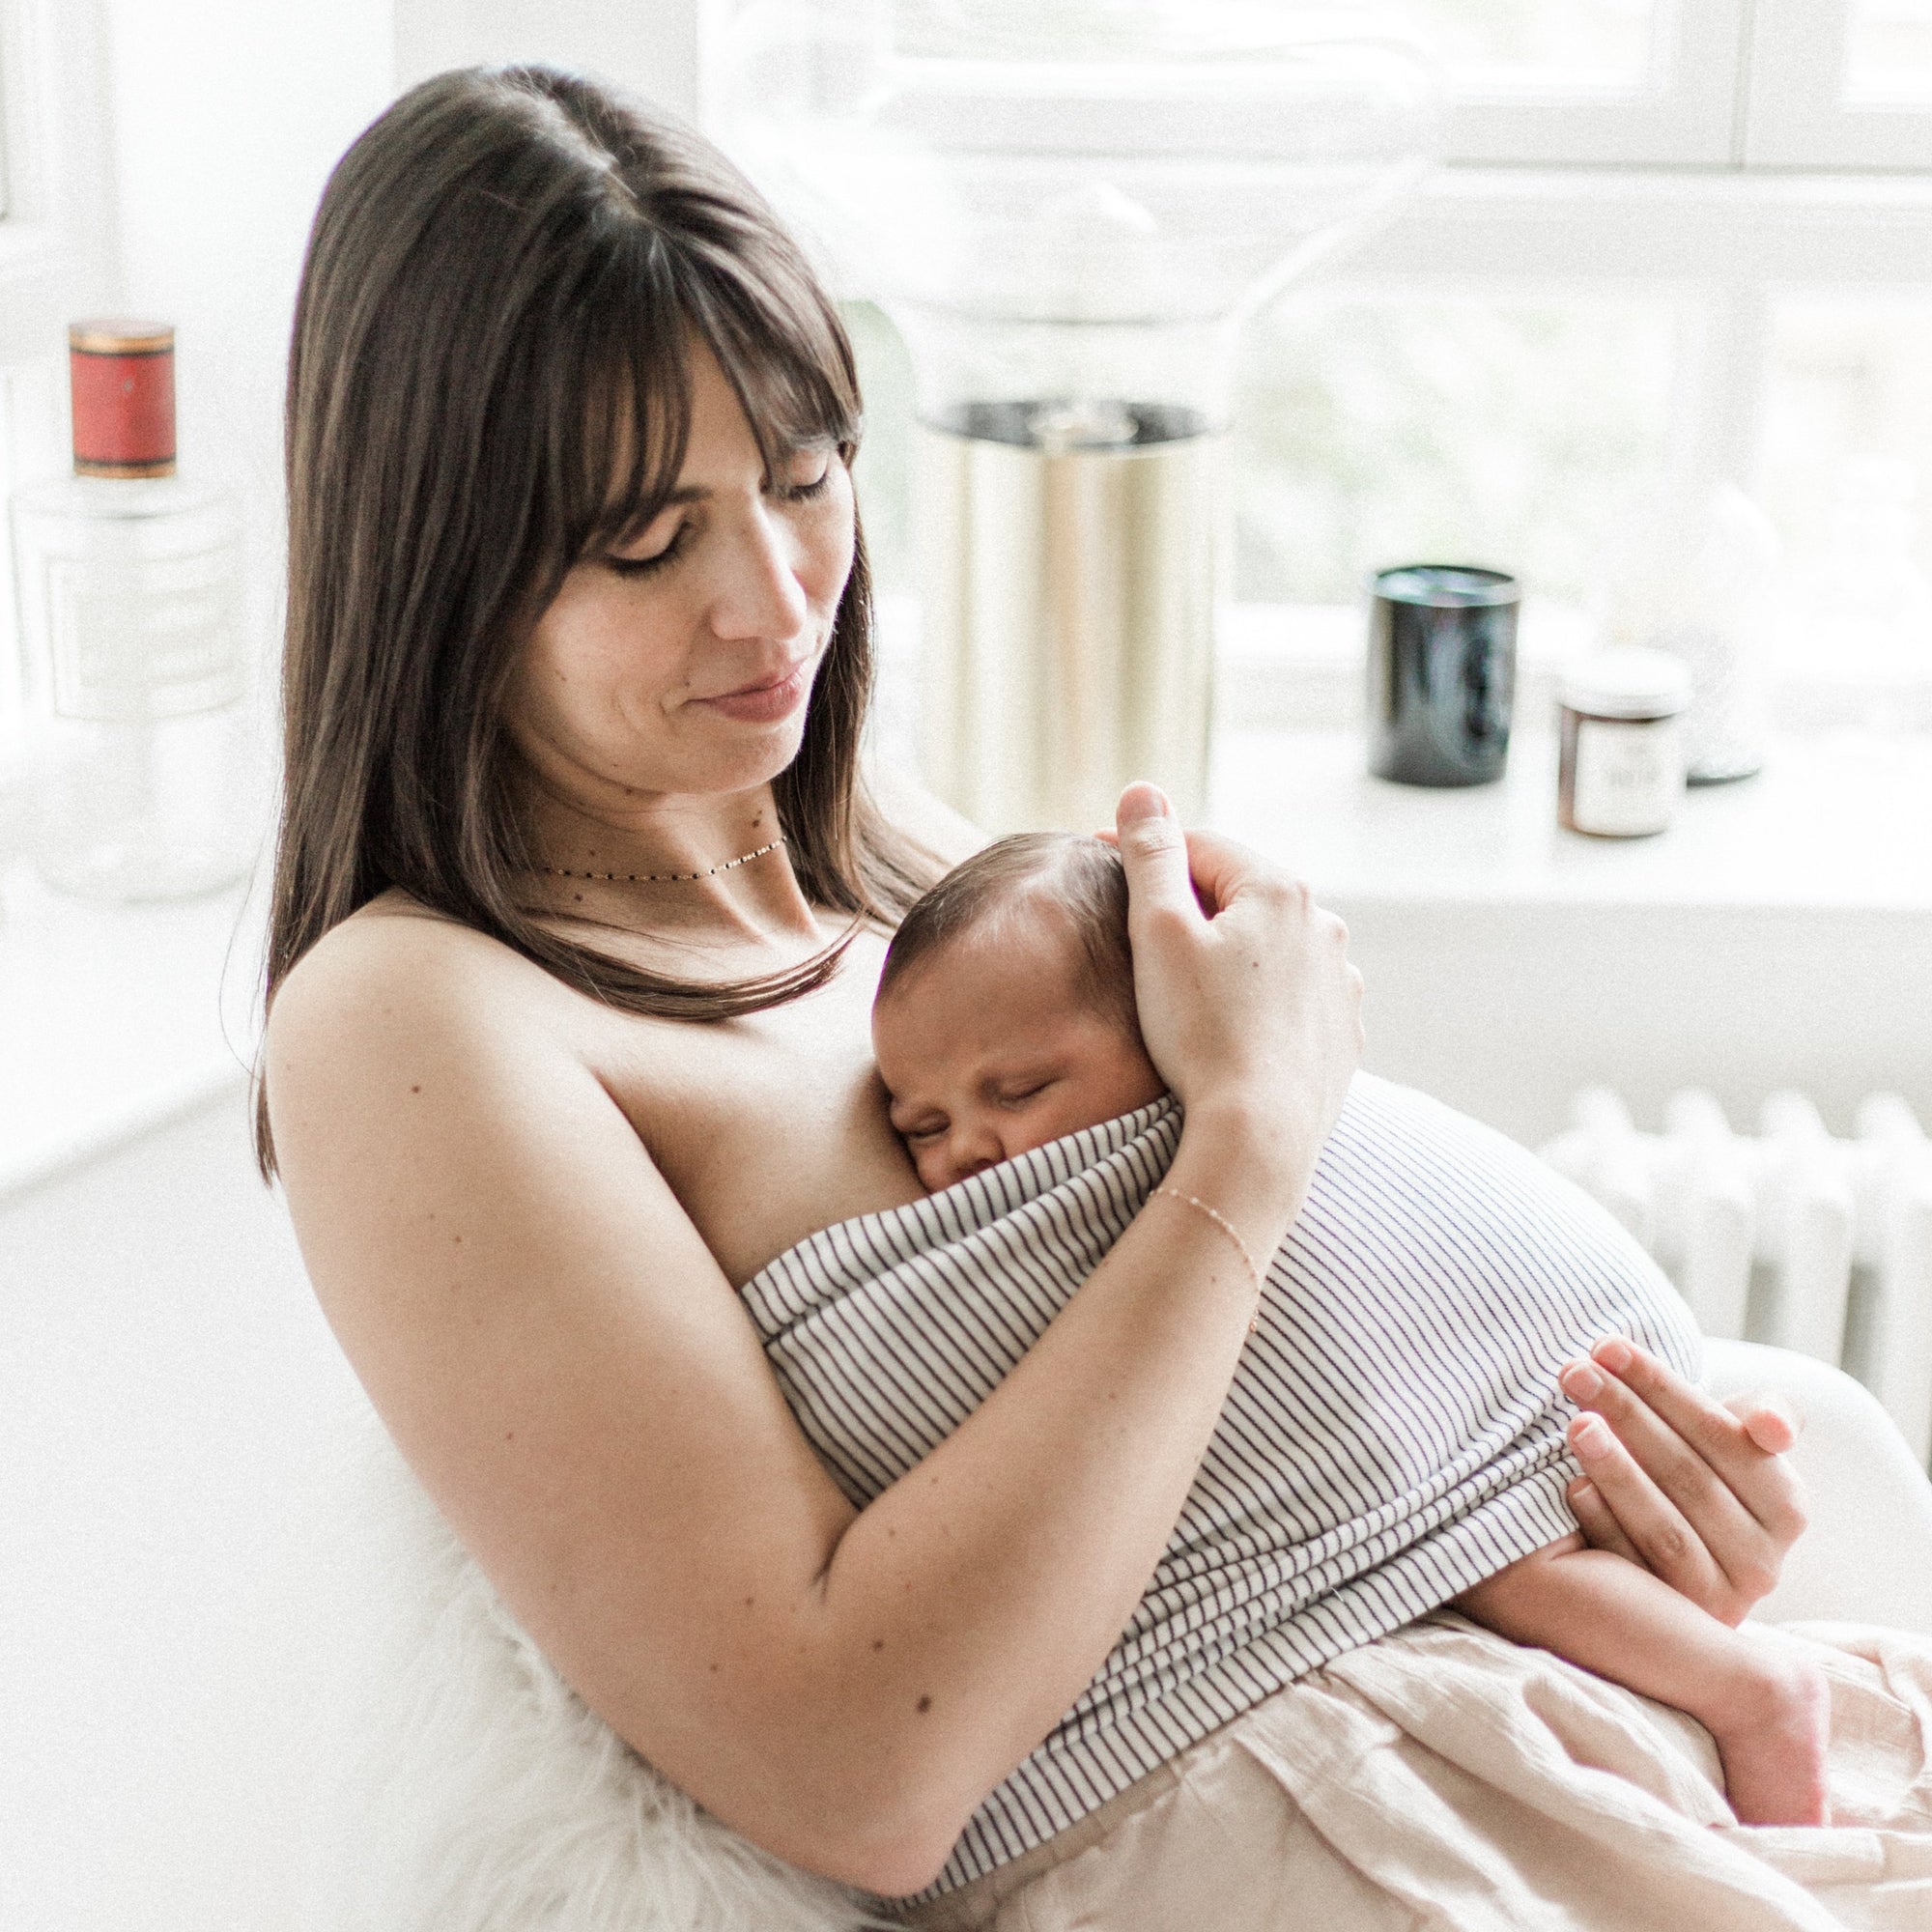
[{"xmin": 1541, "ymin": 1090, "xmax": 1932, "ymax": 1467}]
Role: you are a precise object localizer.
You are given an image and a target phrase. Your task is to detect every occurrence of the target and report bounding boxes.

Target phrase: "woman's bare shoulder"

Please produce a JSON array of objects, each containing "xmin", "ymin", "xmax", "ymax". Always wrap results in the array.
[
  {"xmin": 270, "ymin": 891, "xmax": 560, "ymax": 1050},
  {"xmin": 263, "ymin": 891, "xmax": 590, "ymax": 1180}
]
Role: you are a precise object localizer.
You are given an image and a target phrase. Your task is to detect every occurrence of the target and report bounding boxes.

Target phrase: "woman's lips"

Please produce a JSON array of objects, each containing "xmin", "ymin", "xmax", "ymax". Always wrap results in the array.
[{"xmin": 696, "ymin": 659, "xmax": 812, "ymax": 724}]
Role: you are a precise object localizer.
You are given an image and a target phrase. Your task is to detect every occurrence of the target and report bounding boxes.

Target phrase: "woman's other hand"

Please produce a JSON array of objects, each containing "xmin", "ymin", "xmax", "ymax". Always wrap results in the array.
[
  {"xmin": 1111, "ymin": 781, "xmax": 1363, "ymax": 1188},
  {"xmin": 1560, "ymin": 1336, "xmax": 1807, "ymax": 1626}
]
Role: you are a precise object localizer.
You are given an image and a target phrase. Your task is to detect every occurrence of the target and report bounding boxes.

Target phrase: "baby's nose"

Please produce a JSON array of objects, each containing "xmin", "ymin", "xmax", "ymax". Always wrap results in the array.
[{"xmin": 944, "ymin": 1122, "xmax": 1005, "ymax": 1186}]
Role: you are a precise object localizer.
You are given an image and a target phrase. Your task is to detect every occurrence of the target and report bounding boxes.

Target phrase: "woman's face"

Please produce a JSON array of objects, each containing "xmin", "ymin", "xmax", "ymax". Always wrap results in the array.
[{"xmin": 506, "ymin": 339, "xmax": 857, "ymax": 818}]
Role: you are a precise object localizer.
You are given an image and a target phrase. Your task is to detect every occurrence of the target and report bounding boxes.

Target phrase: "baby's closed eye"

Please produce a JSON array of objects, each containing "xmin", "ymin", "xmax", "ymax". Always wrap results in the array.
[{"xmin": 995, "ymin": 1080, "xmax": 1054, "ymax": 1109}]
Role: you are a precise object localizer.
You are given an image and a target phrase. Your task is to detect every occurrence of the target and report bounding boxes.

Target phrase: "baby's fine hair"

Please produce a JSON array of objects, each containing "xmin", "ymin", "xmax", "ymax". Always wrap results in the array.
[{"xmin": 877, "ymin": 833, "xmax": 1138, "ymax": 1034}]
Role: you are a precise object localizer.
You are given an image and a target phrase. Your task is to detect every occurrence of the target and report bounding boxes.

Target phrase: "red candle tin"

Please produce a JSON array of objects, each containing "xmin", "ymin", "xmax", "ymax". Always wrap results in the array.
[{"xmin": 69, "ymin": 320, "xmax": 177, "ymax": 478}]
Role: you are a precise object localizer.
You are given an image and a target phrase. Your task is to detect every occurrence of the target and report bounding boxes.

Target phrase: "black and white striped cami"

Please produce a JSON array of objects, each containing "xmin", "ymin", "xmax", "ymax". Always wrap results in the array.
[{"xmin": 738, "ymin": 1073, "xmax": 1702, "ymax": 1899}]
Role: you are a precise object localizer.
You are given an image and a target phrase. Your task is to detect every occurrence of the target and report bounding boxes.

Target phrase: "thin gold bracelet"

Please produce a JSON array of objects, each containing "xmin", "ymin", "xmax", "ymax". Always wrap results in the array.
[{"xmin": 1150, "ymin": 1186, "xmax": 1265, "ymax": 1333}]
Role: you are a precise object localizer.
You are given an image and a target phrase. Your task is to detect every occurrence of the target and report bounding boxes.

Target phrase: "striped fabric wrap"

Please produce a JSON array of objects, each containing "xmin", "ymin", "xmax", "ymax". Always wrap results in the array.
[{"xmin": 739, "ymin": 1073, "xmax": 1704, "ymax": 1900}]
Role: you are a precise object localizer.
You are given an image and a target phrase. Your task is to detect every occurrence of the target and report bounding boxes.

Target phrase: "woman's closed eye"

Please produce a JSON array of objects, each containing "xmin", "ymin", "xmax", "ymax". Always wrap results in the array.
[
  {"xmin": 603, "ymin": 463, "xmax": 835, "ymax": 580},
  {"xmin": 777, "ymin": 461, "xmax": 834, "ymax": 502},
  {"xmin": 606, "ymin": 526, "xmax": 690, "ymax": 579}
]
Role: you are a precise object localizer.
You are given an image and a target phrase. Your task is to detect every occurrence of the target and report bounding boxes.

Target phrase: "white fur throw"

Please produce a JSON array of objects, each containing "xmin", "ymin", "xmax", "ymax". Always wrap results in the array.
[{"xmin": 323, "ymin": 1416, "xmax": 895, "ymax": 1932}]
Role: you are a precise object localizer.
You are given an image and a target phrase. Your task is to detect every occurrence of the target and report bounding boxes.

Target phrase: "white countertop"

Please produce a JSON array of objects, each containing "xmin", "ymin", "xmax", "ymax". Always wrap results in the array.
[{"xmin": 2, "ymin": 723, "xmax": 1927, "ymax": 1202}]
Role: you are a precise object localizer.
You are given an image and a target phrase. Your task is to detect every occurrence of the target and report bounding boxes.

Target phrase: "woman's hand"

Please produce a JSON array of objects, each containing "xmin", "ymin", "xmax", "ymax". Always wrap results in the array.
[
  {"xmin": 1111, "ymin": 781, "xmax": 1363, "ymax": 1206},
  {"xmin": 1559, "ymin": 1336, "xmax": 1807, "ymax": 1626}
]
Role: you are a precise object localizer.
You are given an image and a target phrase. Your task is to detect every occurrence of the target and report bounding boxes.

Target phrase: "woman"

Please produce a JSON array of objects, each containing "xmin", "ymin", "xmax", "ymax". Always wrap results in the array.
[{"xmin": 263, "ymin": 67, "xmax": 1822, "ymax": 1919}]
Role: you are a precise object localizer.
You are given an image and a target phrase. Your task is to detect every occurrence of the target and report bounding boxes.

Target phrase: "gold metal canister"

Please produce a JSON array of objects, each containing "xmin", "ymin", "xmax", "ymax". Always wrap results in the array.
[{"xmin": 914, "ymin": 399, "xmax": 1223, "ymax": 836}]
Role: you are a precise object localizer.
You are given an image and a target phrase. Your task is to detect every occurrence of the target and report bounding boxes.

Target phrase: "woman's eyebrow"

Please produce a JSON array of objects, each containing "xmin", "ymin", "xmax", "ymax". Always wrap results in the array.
[{"xmin": 658, "ymin": 445, "xmax": 835, "ymax": 506}]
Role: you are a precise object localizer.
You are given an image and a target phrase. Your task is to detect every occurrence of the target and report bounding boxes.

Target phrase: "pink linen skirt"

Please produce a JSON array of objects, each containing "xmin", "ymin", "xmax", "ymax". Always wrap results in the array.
[{"xmin": 897, "ymin": 1613, "xmax": 1932, "ymax": 1932}]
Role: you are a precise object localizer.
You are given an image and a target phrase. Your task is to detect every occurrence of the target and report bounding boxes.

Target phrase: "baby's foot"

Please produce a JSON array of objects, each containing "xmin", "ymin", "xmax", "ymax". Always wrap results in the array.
[{"xmin": 1707, "ymin": 1650, "xmax": 1832, "ymax": 1828}]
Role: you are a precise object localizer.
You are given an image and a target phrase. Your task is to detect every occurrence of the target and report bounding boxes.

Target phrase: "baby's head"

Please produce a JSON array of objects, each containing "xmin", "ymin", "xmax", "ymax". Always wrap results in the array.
[{"xmin": 872, "ymin": 833, "xmax": 1166, "ymax": 1193}]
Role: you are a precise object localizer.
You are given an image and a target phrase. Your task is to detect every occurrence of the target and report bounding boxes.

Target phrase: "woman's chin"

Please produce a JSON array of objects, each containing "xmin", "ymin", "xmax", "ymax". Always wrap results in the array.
[{"xmin": 639, "ymin": 719, "xmax": 811, "ymax": 804}]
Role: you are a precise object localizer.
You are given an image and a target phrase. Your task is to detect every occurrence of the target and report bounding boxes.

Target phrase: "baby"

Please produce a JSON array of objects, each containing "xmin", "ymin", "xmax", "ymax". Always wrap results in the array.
[{"xmin": 869, "ymin": 831, "xmax": 1831, "ymax": 1829}]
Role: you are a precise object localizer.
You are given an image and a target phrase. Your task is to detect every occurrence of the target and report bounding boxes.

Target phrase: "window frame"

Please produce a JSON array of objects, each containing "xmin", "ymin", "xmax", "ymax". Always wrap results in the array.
[
  {"xmin": 1744, "ymin": 0, "xmax": 1932, "ymax": 168},
  {"xmin": 1434, "ymin": 0, "xmax": 1750, "ymax": 166},
  {"xmin": 1432, "ymin": 0, "xmax": 1932, "ymax": 170}
]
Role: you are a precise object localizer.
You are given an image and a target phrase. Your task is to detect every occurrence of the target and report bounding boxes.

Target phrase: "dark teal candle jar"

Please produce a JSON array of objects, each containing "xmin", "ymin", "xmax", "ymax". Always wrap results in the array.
[{"xmin": 1367, "ymin": 563, "xmax": 1519, "ymax": 786}]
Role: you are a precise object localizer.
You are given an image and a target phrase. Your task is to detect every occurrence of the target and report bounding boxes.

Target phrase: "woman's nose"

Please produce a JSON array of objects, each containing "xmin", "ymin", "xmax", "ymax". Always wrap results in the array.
[{"xmin": 707, "ymin": 500, "xmax": 810, "ymax": 640}]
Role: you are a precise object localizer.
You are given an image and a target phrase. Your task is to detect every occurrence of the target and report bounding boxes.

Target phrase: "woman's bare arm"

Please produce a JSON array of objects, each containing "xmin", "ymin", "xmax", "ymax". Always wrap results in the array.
[{"xmin": 268, "ymin": 801, "xmax": 1359, "ymax": 1895}]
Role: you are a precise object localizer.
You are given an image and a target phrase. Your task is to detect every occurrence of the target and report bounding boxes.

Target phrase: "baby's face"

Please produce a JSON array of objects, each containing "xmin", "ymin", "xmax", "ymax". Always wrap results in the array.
[{"xmin": 871, "ymin": 909, "xmax": 1166, "ymax": 1194}]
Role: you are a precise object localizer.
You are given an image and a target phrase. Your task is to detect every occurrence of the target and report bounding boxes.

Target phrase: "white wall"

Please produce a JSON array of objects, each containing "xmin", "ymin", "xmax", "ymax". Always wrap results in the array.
[
  {"xmin": 0, "ymin": 1090, "xmax": 378, "ymax": 1932},
  {"xmin": 1338, "ymin": 898, "xmax": 1932, "ymax": 1149},
  {"xmin": 393, "ymin": 0, "xmax": 703, "ymax": 119}
]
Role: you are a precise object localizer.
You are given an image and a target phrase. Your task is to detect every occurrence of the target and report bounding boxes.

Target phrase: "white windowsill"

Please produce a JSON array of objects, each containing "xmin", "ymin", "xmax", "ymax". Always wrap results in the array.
[
  {"xmin": 0, "ymin": 864, "xmax": 261, "ymax": 1203},
  {"xmin": 1208, "ymin": 724, "xmax": 1932, "ymax": 911}
]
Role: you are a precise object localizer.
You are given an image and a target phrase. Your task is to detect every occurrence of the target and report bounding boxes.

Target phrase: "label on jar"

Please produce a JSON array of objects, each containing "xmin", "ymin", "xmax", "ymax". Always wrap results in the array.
[
  {"xmin": 45, "ymin": 544, "xmax": 245, "ymax": 722},
  {"xmin": 1571, "ymin": 715, "xmax": 1684, "ymax": 836}
]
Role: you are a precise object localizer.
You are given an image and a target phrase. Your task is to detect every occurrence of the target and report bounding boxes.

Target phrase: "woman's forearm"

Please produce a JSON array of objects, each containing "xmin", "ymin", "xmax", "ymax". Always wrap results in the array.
[{"xmin": 774, "ymin": 1106, "xmax": 1306, "ymax": 1891}]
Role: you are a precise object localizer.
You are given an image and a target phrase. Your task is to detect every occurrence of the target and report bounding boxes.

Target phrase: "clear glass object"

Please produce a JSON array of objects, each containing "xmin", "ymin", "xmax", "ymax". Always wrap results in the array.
[
  {"xmin": 10, "ymin": 470, "xmax": 251, "ymax": 899},
  {"xmin": 1598, "ymin": 483, "xmax": 1776, "ymax": 784},
  {"xmin": 724, "ymin": 0, "xmax": 1438, "ymax": 832},
  {"xmin": 1403, "ymin": 0, "xmax": 1657, "ymax": 90}
]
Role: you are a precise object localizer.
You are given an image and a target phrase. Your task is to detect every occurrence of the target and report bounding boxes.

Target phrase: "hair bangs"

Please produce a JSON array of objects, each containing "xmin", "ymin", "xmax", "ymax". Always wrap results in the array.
[
  {"xmin": 676, "ymin": 252, "xmax": 864, "ymax": 484},
  {"xmin": 557, "ymin": 227, "xmax": 696, "ymax": 561}
]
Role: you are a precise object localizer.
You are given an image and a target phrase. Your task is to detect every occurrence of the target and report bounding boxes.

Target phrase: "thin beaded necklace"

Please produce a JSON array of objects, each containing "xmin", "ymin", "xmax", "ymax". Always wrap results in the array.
[{"xmin": 535, "ymin": 834, "xmax": 787, "ymax": 885}]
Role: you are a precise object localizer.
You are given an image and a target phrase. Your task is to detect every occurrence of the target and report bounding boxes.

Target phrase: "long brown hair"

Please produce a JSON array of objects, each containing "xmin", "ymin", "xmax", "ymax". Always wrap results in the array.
[{"xmin": 255, "ymin": 65, "xmax": 941, "ymax": 1179}]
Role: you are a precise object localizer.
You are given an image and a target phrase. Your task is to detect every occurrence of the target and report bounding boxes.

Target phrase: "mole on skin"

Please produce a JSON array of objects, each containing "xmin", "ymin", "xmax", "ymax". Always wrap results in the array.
[{"xmin": 916, "ymin": 1695, "xmax": 932, "ymax": 1714}]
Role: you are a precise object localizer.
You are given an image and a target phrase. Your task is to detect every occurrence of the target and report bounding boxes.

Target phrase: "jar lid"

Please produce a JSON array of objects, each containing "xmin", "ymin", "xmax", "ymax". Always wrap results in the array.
[
  {"xmin": 69, "ymin": 319, "xmax": 174, "ymax": 355},
  {"xmin": 1373, "ymin": 563, "xmax": 1520, "ymax": 608},
  {"xmin": 1560, "ymin": 646, "xmax": 1692, "ymax": 720}
]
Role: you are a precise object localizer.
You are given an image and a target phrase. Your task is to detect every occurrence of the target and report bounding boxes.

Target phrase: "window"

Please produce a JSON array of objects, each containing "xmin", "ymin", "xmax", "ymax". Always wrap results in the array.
[{"xmin": 758, "ymin": 1, "xmax": 1932, "ymax": 718}]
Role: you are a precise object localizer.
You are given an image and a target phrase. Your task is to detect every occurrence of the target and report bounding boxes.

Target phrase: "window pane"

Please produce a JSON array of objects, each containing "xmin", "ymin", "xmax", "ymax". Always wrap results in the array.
[
  {"xmin": 1231, "ymin": 296, "xmax": 1676, "ymax": 609},
  {"xmin": 1846, "ymin": 0, "xmax": 1932, "ymax": 105},
  {"xmin": 1403, "ymin": 0, "xmax": 1659, "ymax": 90},
  {"xmin": 1758, "ymin": 297, "xmax": 1932, "ymax": 671}
]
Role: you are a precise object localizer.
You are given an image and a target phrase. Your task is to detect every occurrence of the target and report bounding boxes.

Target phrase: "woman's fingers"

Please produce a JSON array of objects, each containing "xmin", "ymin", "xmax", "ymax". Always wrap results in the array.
[
  {"xmin": 1587, "ymin": 1338, "xmax": 1808, "ymax": 1548},
  {"xmin": 1564, "ymin": 1409, "xmax": 1729, "ymax": 1606},
  {"xmin": 1107, "ymin": 790, "xmax": 1277, "ymax": 924},
  {"xmin": 1171, "ymin": 825, "xmax": 1276, "ymax": 921},
  {"xmin": 1112, "ymin": 783, "xmax": 1203, "ymax": 930},
  {"xmin": 1726, "ymin": 1391, "xmax": 1803, "ymax": 1457},
  {"xmin": 1111, "ymin": 783, "xmax": 1359, "ymax": 1187},
  {"xmin": 1563, "ymin": 1340, "xmax": 1804, "ymax": 1618},
  {"xmin": 1567, "ymin": 1476, "xmax": 1646, "ymax": 1569}
]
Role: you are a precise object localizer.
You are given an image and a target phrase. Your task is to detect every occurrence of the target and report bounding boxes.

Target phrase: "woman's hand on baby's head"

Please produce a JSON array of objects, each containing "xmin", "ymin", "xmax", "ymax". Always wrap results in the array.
[{"xmin": 1108, "ymin": 782, "xmax": 1362, "ymax": 1179}]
